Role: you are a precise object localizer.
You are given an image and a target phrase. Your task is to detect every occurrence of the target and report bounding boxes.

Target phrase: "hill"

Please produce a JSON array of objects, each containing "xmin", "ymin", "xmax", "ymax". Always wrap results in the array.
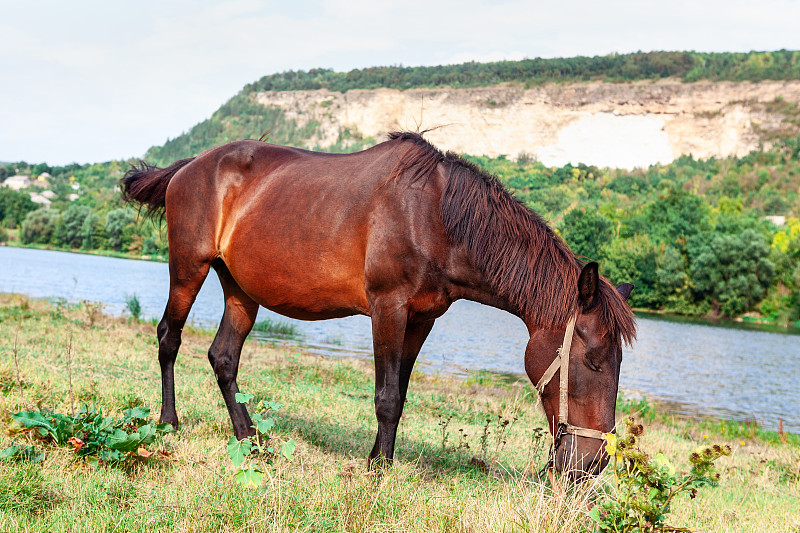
[{"xmin": 145, "ymin": 50, "xmax": 800, "ymax": 167}]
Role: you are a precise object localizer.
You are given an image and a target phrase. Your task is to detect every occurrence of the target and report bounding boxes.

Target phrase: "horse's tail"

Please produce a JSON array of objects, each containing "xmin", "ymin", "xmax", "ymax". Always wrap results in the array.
[{"xmin": 120, "ymin": 157, "xmax": 195, "ymax": 216}]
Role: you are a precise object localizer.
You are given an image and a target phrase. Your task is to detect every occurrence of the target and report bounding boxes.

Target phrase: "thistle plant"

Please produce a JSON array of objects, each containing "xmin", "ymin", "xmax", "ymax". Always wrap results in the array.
[{"xmin": 591, "ymin": 417, "xmax": 731, "ymax": 533}]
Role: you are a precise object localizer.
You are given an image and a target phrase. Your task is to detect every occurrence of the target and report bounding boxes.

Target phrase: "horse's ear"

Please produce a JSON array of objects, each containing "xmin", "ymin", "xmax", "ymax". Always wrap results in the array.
[
  {"xmin": 578, "ymin": 262, "xmax": 600, "ymax": 311},
  {"xmin": 616, "ymin": 283, "xmax": 634, "ymax": 301}
]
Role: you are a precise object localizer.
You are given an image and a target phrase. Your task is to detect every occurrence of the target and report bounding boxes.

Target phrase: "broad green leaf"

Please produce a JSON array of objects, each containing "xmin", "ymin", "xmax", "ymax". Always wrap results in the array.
[
  {"xmin": 0, "ymin": 445, "xmax": 45, "ymax": 463},
  {"xmin": 234, "ymin": 467, "xmax": 264, "ymax": 488},
  {"xmin": 281, "ymin": 439, "xmax": 296, "ymax": 460},
  {"xmin": 124, "ymin": 406, "xmax": 151, "ymax": 421},
  {"xmin": 227, "ymin": 436, "xmax": 252, "ymax": 467},
  {"xmin": 235, "ymin": 393, "xmax": 254, "ymax": 404},
  {"xmin": 652, "ymin": 453, "xmax": 676, "ymax": 476},
  {"xmin": 156, "ymin": 422, "xmax": 176, "ymax": 433},
  {"xmin": 13, "ymin": 411, "xmax": 54, "ymax": 430},
  {"xmin": 588, "ymin": 506, "xmax": 601, "ymax": 524},
  {"xmin": 256, "ymin": 418, "xmax": 275, "ymax": 434}
]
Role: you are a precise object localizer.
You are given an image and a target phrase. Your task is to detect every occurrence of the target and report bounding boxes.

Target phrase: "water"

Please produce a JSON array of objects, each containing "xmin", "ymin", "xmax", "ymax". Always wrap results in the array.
[{"xmin": 1, "ymin": 246, "xmax": 798, "ymax": 432}]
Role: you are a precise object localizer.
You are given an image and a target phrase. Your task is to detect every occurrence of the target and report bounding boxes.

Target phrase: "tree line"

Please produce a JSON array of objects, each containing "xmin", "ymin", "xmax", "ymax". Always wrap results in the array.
[{"xmin": 244, "ymin": 50, "xmax": 800, "ymax": 94}]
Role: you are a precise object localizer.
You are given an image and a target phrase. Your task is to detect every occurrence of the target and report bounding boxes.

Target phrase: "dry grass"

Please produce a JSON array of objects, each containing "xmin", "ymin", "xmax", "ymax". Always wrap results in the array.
[{"xmin": 0, "ymin": 293, "xmax": 798, "ymax": 532}]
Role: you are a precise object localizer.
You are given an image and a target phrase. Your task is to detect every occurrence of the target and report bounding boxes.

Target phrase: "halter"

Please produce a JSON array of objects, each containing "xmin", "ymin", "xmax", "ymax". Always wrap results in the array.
[{"xmin": 535, "ymin": 314, "xmax": 612, "ymax": 473}]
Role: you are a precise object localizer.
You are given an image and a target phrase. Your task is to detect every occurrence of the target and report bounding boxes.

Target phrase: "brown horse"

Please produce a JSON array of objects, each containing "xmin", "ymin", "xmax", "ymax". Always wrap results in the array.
[{"xmin": 121, "ymin": 132, "xmax": 636, "ymax": 478}]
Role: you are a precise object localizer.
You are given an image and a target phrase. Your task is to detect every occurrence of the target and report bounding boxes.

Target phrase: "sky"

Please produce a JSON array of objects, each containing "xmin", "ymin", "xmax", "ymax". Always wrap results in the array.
[{"xmin": 2, "ymin": 0, "xmax": 800, "ymax": 166}]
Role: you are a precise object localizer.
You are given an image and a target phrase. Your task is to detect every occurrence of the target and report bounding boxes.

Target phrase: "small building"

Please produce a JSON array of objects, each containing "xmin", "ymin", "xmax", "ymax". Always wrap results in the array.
[
  {"xmin": 29, "ymin": 192, "xmax": 52, "ymax": 207},
  {"xmin": 2, "ymin": 175, "xmax": 31, "ymax": 190},
  {"xmin": 68, "ymin": 193, "xmax": 79, "ymax": 202},
  {"xmin": 32, "ymin": 173, "xmax": 51, "ymax": 188},
  {"xmin": 765, "ymin": 215, "xmax": 786, "ymax": 226},
  {"xmin": 40, "ymin": 190, "xmax": 56, "ymax": 199}
]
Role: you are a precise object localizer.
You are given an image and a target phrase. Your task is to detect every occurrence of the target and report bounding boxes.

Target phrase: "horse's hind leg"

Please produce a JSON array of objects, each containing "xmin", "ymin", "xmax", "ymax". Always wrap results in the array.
[
  {"xmin": 157, "ymin": 260, "xmax": 211, "ymax": 429},
  {"xmin": 208, "ymin": 260, "xmax": 259, "ymax": 439}
]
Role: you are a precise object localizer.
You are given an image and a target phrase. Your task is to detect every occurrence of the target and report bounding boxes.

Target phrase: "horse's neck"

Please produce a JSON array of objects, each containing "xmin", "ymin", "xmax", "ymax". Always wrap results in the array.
[{"xmin": 447, "ymin": 261, "xmax": 523, "ymax": 320}]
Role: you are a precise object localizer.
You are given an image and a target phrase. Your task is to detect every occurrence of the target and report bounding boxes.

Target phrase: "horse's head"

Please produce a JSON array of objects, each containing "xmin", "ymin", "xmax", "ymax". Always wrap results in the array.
[{"xmin": 524, "ymin": 262, "xmax": 634, "ymax": 481}]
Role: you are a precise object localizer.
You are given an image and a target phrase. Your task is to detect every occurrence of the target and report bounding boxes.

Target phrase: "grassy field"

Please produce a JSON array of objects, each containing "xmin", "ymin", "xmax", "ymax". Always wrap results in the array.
[{"xmin": 1, "ymin": 293, "xmax": 798, "ymax": 532}]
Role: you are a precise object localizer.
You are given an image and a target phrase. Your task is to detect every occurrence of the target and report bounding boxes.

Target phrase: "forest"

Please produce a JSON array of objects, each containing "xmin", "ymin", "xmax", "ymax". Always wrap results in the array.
[{"xmin": 243, "ymin": 50, "xmax": 800, "ymax": 93}]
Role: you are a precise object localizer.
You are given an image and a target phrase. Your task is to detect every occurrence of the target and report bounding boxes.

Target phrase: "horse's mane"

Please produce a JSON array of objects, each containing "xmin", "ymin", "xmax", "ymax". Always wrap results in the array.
[{"xmin": 387, "ymin": 131, "xmax": 636, "ymax": 345}]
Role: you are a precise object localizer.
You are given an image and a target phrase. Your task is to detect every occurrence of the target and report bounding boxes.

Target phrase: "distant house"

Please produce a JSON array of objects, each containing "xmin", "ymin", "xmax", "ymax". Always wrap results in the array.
[
  {"xmin": 41, "ymin": 190, "xmax": 56, "ymax": 199},
  {"xmin": 68, "ymin": 193, "xmax": 79, "ymax": 202},
  {"xmin": 2, "ymin": 175, "xmax": 31, "ymax": 190},
  {"xmin": 29, "ymin": 192, "xmax": 52, "ymax": 207},
  {"xmin": 765, "ymin": 215, "xmax": 786, "ymax": 226},
  {"xmin": 32, "ymin": 172, "xmax": 51, "ymax": 188}
]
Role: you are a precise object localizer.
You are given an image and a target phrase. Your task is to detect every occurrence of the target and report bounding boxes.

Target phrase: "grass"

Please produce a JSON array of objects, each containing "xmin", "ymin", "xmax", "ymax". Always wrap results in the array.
[
  {"xmin": 251, "ymin": 318, "xmax": 300, "ymax": 339},
  {"xmin": 1, "ymin": 293, "xmax": 799, "ymax": 532}
]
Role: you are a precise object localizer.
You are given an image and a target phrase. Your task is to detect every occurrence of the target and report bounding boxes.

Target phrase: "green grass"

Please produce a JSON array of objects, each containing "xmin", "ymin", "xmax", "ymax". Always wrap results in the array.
[
  {"xmin": 1, "ymin": 293, "xmax": 798, "ymax": 532},
  {"xmin": 251, "ymin": 318, "xmax": 300, "ymax": 339}
]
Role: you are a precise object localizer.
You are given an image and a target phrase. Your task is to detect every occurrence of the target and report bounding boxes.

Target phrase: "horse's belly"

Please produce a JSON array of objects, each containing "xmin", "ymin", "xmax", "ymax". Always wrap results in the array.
[{"xmin": 222, "ymin": 246, "xmax": 370, "ymax": 320}]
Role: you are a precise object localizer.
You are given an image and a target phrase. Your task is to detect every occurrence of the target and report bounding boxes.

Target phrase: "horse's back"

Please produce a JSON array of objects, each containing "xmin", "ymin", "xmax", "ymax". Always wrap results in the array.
[{"xmin": 164, "ymin": 139, "xmax": 446, "ymax": 319}]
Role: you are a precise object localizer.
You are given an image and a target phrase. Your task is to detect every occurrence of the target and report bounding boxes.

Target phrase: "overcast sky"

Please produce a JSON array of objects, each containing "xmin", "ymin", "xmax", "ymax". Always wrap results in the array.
[{"xmin": 2, "ymin": 0, "xmax": 799, "ymax": 166}]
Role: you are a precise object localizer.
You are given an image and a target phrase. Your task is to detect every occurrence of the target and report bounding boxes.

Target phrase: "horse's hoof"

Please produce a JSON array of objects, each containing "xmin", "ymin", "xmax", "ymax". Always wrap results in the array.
[{"xmin": 159, "ymin": 416, "xmax": 179, "ymax": 431}]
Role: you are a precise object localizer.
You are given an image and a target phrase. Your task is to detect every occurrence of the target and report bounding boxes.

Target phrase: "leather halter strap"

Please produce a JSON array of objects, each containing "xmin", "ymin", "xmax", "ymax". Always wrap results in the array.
[{"xmin": 535, "ymin": 315, "xmax": 609, "ymax": 441}]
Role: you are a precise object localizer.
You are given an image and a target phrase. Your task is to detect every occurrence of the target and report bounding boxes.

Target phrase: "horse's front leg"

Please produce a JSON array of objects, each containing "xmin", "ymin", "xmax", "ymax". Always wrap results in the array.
[{"xmin": 368, "ymin": 298, "xmax": 409, "ymax": 468}]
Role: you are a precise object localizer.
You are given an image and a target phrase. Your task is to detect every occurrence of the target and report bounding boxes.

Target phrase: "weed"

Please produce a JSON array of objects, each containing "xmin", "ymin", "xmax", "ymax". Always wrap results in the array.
[
  {"xmin": 477, "ymin": 413, "xmax": 519, "ymax": 464},
  {"xmin": 124, "ymin": 293, "xmax": 142, "ymax": 323},
  {"xmin": 226, "ymin": 392, "xmax": 295, "ymax": 489},
  {"xmin": 79, "ymin": 300, "xmax": 105, "ymax": 327},
  {"xmin": 436, "ymin": 414, "xmax": 470, "ymax": 454},
  {"xmin": 591, "ymin": 418, "xmax": 732, "ymax": 533},
  {"xmin": 49, "ymin": 296, "xmax": 69, "ymax": 320},
  {"xmin": 2, "ymin": 404, "xmax": 173, "ymax": 464},
  {"xmin": 616, "ymin": 392, "xmax": 656, "ymax": 422}
]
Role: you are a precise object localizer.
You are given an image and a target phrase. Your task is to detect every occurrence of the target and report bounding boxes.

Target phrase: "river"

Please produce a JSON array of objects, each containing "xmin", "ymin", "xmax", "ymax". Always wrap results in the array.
[{"xmin": 1, "ymin": 246, "xmax": 798, "ymax": 432}]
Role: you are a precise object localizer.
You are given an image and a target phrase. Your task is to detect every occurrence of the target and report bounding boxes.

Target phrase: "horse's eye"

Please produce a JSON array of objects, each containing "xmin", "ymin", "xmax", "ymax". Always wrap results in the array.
[{"xmin": 585, "ymin": 356, "xmax": 601, "ymax": 372}]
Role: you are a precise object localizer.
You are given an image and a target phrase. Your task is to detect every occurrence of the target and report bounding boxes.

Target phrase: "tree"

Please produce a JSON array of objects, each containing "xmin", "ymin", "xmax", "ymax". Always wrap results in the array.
[
  {"xmin": 0, "ymin": 187, "xmax": 36, "ymax": 228},
  {"xmin": 689, "ymin": 229, "xmax": 775, "ymax": 317},
  {"xmin": 21, "ymin": 208, "xmax": 60, "ymax": 244},
  {"xmin": 601, "ymin": 235, "xmax": 660, "ymax": 308},
  {"xmin": 105, "ymin": 208, "xmax": 136, "ymax": 250},
  {"xmin": 57, "ymin": 204, "xmax": 92, "ymax": 248},
  {"xmin": 80, "ymin": 212, "xmax": 100, "ymax": 250},
  {"xmin": 559, "ymin": 208, "xmax": 614, "ymax": 261},
  {"xmin": 632, "ymin": 187, "xmax": 712, "ymax": 250}
]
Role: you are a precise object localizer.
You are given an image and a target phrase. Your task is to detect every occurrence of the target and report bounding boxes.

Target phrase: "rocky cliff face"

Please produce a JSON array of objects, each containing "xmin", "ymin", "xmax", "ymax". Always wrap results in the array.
[{"xmin": 255, "ymin": 80, "xmax": 800, "ymax": 168}]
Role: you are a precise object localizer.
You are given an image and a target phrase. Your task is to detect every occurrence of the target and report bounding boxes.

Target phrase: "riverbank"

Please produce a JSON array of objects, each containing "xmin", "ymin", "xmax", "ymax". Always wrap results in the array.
[
  {"xmin": 1, "ymin": 294, "xmax": 798, "ymax": 532},
  {"xmin": 1, "ymin": 239, "xmax": 168, "ymax": 263}
]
